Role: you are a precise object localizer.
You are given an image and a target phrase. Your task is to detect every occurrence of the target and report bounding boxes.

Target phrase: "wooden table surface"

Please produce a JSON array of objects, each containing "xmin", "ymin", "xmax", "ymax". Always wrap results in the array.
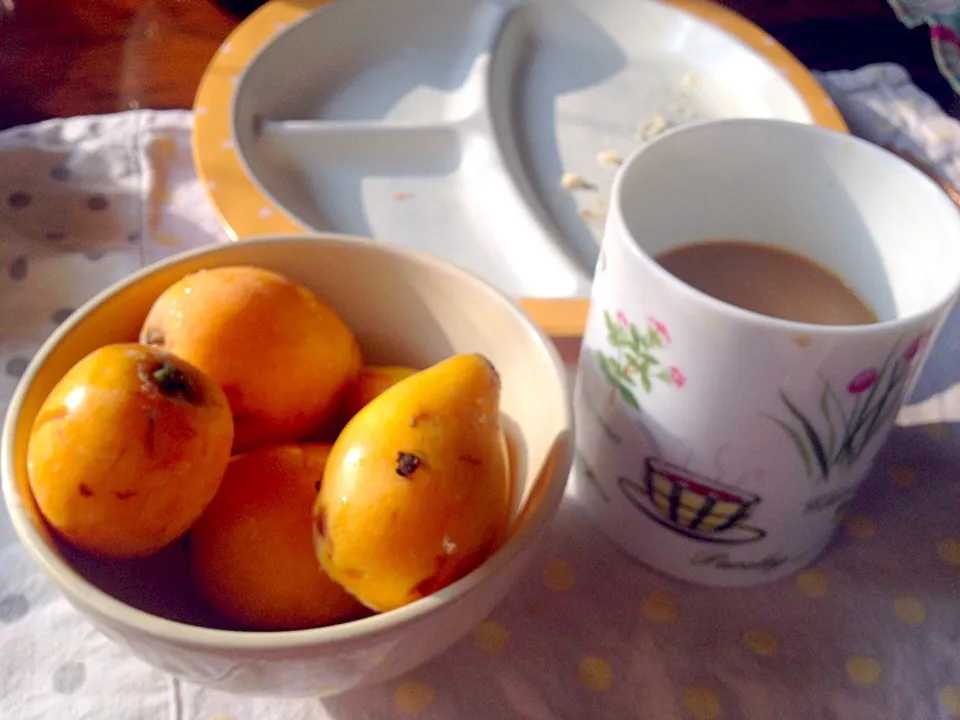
[{"xmin": 0, "ymin": 0, "xmax": 956, "ymax": 132}]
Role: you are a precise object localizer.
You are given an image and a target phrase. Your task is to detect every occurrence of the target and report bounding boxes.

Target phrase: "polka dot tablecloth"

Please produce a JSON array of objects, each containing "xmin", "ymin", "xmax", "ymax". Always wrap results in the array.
[{"xmin": 2, "ymin": 65, "xmax": 960, "ymax": 720}]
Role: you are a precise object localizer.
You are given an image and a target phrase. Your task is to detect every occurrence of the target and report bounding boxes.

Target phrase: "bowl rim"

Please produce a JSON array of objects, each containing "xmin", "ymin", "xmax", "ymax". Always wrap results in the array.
[{"xmin": 1, "ymin": 233, "xmax": 573, "ymax": 650}]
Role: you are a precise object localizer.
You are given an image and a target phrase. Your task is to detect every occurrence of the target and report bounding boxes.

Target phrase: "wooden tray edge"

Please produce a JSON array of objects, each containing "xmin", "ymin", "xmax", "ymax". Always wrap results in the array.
[
  {"xmin": 519, "ymin": 298, "xmax": 588, "ymax": 365},
  {"xmin": 519, "ymin": 298, "xmax": 589, "ymax": 339}
]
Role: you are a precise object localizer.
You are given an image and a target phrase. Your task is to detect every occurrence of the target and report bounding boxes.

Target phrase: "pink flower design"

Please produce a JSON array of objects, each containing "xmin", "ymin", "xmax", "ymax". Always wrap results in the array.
[
  {"xmin": 616, "ymin": 311, "xmax": 630, "ymax": 328},
  {"xmin": 647, "ymin": 315, "xmax": 671, "ymax": 343},
  {"xmin": 847, "ymin": 368, "xmax": 879, "ymax": 394},
  {"xmin": 903, "ymin": 330, "xmax": 932, "ymax": 361},
  {"xmin": 670, "ymin": 366, "xmax": 686, "ymax": 388}
]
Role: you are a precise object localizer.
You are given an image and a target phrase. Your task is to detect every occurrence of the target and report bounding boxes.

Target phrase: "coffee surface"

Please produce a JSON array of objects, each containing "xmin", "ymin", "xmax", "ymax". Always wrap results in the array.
[{"xmin": 654, "ymin": 240, "xmax": 878, "ymax": 326}]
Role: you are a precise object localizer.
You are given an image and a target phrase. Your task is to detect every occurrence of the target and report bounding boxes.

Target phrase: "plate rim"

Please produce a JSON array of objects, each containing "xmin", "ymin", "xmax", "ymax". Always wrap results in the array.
[{"xmin": 192, "ymin": 0, "xmax": 848, "ymax": 243}]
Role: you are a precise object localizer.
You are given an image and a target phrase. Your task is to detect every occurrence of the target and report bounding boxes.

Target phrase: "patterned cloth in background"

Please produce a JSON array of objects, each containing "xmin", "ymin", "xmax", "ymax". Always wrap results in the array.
[
  {"xmin": 889, "ymin": 0, "xmax": 960, "ymax": 95},
  {"xmin": 815, "ymin": 63, "xmax": 960, "ymax": 184}
]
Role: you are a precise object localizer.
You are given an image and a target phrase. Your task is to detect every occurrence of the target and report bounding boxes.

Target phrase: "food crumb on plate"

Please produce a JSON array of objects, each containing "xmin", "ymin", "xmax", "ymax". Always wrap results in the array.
[
  {"xmin": 393, "ymin": 192, "xmax": 414, "ymax": 201},
  {"xmin": 579, "ymin": 205, "xmax": 606, "ymax": 225},
  {"xmin": 596, "ymin": 150, "xmax": 623, "ymax": 168},
  {"xmin": 560, "ymin": 171, "xmax": 593, "ymax": 190},
  {"xmin": 637, "ymin": 114, "xmax": 670, "ymax": 140}
]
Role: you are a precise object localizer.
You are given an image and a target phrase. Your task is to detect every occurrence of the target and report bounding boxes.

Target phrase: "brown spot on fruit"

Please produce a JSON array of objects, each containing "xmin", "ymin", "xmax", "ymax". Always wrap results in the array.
[
  {"xmin": 115, "ymin": 490, "xmax": 137, "ymax": 500},
  {"xmin": 78, "ymin": 483, "xmax": 93, "ymax": 497},
  {"xmin": 409, "ymin": 412, "xmax": 429, "ymax": 428},
  {"xmin": 142, "ymin": 328, "xmax": 165, "ymax": 347},
  {"xmin": 396, "ymin": 452, "xmax": 422, "ymax": 478},
  {"xmin": 314, "ymin": 481, "xmax": 321, "ymax": 492},
  {"xmin": 459, "ymin": 454, "xmax": 482, "ymax": 466}
]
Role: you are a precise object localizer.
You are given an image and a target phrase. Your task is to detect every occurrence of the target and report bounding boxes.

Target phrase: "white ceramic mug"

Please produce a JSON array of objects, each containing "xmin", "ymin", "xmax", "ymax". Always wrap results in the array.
[{"xmin": 572, "ymin": 118, "xmax": 960, "ymax": 587}]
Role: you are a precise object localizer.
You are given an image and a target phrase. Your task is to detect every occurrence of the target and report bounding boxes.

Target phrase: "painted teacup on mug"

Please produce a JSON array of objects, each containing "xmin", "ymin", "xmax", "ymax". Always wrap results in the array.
[
  {"xmin": 573, "ymin": 118, "xmax": 960, "ymax": 587},
  {"xmin": 620, "ymin": 457, "xmax": 765, "ymax": 542}
]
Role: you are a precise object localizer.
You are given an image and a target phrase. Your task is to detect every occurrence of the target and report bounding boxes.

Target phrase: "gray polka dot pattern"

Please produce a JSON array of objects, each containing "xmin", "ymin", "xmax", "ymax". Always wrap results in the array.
[
  {"xmin": 52, "ymin": 661, "xmax": 86, "ymax": 694},
  {"xmin": 0, "ymin": 110, "xmax": 325, "ymax": 716},
  {"xmin": 5, "ymin": 357, "xmax": 29, "ymax": 378},
  {"xmin": 0, "ymin": 594, "xmax": 29, "ymax": 623},
  {"xmin": 9, "ymin": 256, "xmax": 28, "ymax": 280},
  {"xmin": 86, "ymin": 195, "xmax": 108, "ymax": 212},
  {"xmin": 51, "ymin": 308, "xmax": 74, "ymax": 325},
  {"xmin": 8, "ymin": 191, "xmax": 32, "ymax": 209}
]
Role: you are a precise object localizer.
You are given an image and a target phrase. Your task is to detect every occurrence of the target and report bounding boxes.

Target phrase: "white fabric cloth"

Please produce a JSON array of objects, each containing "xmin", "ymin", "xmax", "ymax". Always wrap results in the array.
[{"xmin": 2, "ymin": 66, "xmax": 960, "ymax": 720}]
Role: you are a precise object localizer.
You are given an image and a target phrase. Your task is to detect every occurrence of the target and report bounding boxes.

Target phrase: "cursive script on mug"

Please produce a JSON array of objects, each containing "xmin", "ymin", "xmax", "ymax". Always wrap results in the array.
[{"xmin": 689, "ymin": 551, "xmax": 790, "ymax": 573}]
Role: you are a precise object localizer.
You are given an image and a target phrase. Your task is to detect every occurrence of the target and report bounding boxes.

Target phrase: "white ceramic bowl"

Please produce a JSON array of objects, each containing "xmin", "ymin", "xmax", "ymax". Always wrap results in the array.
[{"xmin": 1, "ymin": 235, "xmax": 573, "ymax": 698}]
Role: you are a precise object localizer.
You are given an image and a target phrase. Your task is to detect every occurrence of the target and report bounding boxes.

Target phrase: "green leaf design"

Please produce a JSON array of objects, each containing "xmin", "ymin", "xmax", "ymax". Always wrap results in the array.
[
  {"xmin": 781, "ymin": 391, "xmax": 830, "ymax": 480},
  {"xmin": 619, "ymin": 385, "xmax": 640, "ymax": 409},
  {"xmin": 596, "ymin": 308, "xmax": 681, "ymax": 406},
  {"xmin": 861, "ymin": 398, "xmax": 901, "ymax": 452},
  {"xmin": 770, "ymin": 335, "xmax": 917, "ymax": 485},
  {"xmin": 852, "ymin": 365, "xmax": 909, "ymax": 458},
  {"xmin": 819, "ymin": 385, "xmax": 837, "ymax": 462},
  {"xmin": 824, "ymin": 381, "xmax": 849, "ymax": 428},
  {"xmin": 764, "ymin": 414, "xmax": 813, "ymax": 478},
  {"xmin": 597, "ymin": 351, "xmax": 618, "ymax": 385},
  {"xmin": 603, "ymin": 311, "xmax": 617, "ymax": 339},
  {"xmin": 840, "ymin": 341, "xmax": 901, "ymax": 451}
]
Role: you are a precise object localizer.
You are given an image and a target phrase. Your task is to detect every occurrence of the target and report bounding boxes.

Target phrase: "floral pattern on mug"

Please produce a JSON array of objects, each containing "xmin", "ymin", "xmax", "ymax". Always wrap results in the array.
[
  {"xmin": 596, "ymin": 310, "xmax": 685, "ymax": 410},
  {"xmin": 766, "ymin": 329, "xmax": 932, "ymax": 483}
]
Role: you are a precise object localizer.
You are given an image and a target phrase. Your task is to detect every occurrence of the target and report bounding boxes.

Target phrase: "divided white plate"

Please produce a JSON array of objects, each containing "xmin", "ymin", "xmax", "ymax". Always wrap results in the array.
[{"xmin": 228, "ymin": 0, "xmax": 839, "ymax": 298}]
